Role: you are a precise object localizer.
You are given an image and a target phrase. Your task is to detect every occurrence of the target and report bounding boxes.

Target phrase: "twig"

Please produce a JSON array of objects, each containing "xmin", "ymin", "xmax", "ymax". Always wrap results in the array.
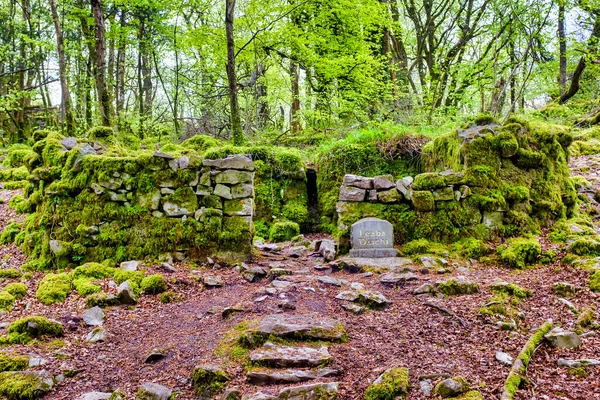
[{"xmin": 423, "ymin": 301, "xmax": 469, "ymax": 328}]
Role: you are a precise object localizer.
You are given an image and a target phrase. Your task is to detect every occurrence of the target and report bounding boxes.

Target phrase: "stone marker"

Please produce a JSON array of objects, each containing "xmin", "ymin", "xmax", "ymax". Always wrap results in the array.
[{"xmin": 349, "ymin": 217, "xmax": 397, "ymax": 257}]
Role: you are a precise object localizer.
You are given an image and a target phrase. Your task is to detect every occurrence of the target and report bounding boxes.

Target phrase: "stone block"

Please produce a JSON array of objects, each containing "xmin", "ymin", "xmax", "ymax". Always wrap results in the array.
[
  {"xmin": 213, "ymin": 184, "xmax": 232, "ymax": 199},
  {"xmin": 231, "ymin": 183, "xmax": 253, "ymax": 198},
  {"xmin": 396, "ymin": 176, "xmax": 413, "ymax": 198},
  {"xmin": 224, "ymin": 198, "xmax": 254, "ymax": 217},
  {"xmin": 195, "ymin": 185, "xmax": 212, "ymax": 196},
  {"xmin": 203, "ymin": 195, "xmax": 222, "ymax": 209},
  {"xmin": 378, "ymin": 188, "xmax": 400, "ymax": 203},
  {"xmin": 433, "ymin": 186, "xmax": 455, "ymax": 201},
  {"xmin": 367, "ymin": 190, "xmax": 378, "ymax": 202},
  {"xmin": 342, "ymin": 174, "xmax": 373, "ymax": 189},
  {"xmin": 203, "ymin": 155, "xmax": 255, "ymax": 171},
  {"xmin": 373, "ymin": 175, "xmax": 395, "ymax": 190},
  {"xmin": 214, "ymin": 170, "xmax": 253, "ymax": 184},
  {"xmin": 135, "ymin": 189, "xmax": 161, "ymax": 211},
  {"xmin": 339, "ymin": 186, "xmax": 366, "ymax": 202},
  {"xmin": 412, "ymin": 191, "xmax": 435, "ymax": 211}
]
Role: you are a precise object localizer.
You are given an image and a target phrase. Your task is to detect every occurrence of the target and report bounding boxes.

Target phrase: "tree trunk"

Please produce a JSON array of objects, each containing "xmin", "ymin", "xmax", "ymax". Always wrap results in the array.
[
  {"xmin": 225, "ymin": 0, "xmax": 243, "ymax": 145},
  {"xmin": 49, "ymin": 0, "xmax": 75, "ymax": 132},
  {"xmin": 91, "ymin": 0, "xmax": 111, "ymax": 126},
  {"xmin": 558, "ymin": 1, "xmax": 567, "ymax": 95},
  {"xmin": 290, "ymin": 61, "xmax": 300, "ymax": 133},
  {"xmin": 115, "ymin": 9, "xmax": 126, "ymax": 122}
]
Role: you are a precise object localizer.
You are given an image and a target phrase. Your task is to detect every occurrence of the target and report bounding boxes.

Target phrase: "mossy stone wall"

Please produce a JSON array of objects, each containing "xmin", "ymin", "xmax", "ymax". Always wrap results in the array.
[
  {"xmin": 336, "ymin": 120, "xmax": 576, "ymax": 252},
  {"xmin": 15, "ymin": 133, "xmax": 256, "ymax": 268}
]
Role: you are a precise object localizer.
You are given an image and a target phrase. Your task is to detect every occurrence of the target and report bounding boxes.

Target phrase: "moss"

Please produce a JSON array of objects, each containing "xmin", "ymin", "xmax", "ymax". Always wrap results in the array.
[
  {"xmin": 0, "ymin": 371, "xmax": 46, "ymax": 399},
  {"xmin": 503, "ymin": 186, "xmax": 529, "ymax": 202},
  {"xmin": 71, "ymin": 262, "xmax": 115, "ymax": 280},
  {"xmin": 159, "ymin": 291, "xmax": 181, "ymax": 303},
  {"xmin": 0, "ymin": 292, "xmax": 15, "ymax": 311},
  {"xmin": 85, "ymin": 292, "xmax": 120, "ymax": 308},
  {"xmin": 72, "ymin": 278, "xmax": 102, "ymax": 297},
  {"xmin": 434, "ymin": 376, "xmax": 469, "ymax": 398},
  {"xmin": 35, "ymin": 273, "xmax": 71, "ymax": 305},
  {"xmin": 191, "ymin": 365, "xmax": 230, "ymax": 398},
  {"xmin": 140, "ymin": 274, "xmax": 168, "ymax": 294},
  {"xmin": 281, "ymin": 201, "xmax": 309, "ymax": 226},
  {"xmin": 590, "ymin": 270, "xmax": 600, "ymax": 292},
  {"xmin": 88, "ymin": 126, "xmax": 114, "ymax": 139},
  {"xmin": 497, "ymin": 237, "xmax": 541, "ymax": 268},
  {"xmin": 181, "ymin": 135, "xmax": 221, "ymax": 152},
  {"xmin": 494, "ymin": 132, "xmax": 519, "ymax": 157},
  {"xmin": 490, "ymin": 282, "xmax": 532, "ymax": 299},
  {"xmin": 411, "ymin": 191, "xmax": 435, "ymax": 211},
  {"xmin": 269, "ymin": 221, "xmax": 300, "ymax": 242},
  {"xmin": 0, "ymin": 353, "xmax": 29, "ymax": 372},
  {"xmin": 437, "ymin": 279, "xmax": 479, "ymax": 296},
  {"xmin": 7, "ymin": 316, "xmax": 63, "ymax": 340},
  {"xmin": 364, "ymin": 367, "xmax": 409, "ymax": 400},
  {"xmin": 3, "ymin": 283, "xmax": 26, "ymax": 299},
  {"xmin": 0, "ymin": 223, "xmax": 20, "ymax": 245},
  {"xmin": 568, "ymin": 239, "xmax": 600, "ymax": 257},
  {"xmin": 0, "ymin": 270, "xmax": 21, "ymax": 279},
  {"xmin": 412, "ymin": 173, "xmax": 447, "ymax": 190},
  {"xmin": 113, "ymin": 270, "xmax": 143, "ymax": 286},
  {"xmin": 452, "ymin": 238, "xmax": 489, "ymax": 259},
  {"xmin": 452, "ymin": 390, "xmax": 485, "ymax": 400}
]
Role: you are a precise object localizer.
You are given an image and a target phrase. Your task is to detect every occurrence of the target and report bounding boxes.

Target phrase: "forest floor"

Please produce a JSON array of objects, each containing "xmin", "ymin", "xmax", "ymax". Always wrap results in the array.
[{"xmin": 0, "ymin": 159, "xmax": 600, "ymax": 399}]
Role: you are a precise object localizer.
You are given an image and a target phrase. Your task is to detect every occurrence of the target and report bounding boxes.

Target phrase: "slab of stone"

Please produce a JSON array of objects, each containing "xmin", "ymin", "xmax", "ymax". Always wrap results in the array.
[
  {"xmin": 246, "ymin": 314, "xmax": 346, "ymax": 344},
  {"xmin": 380, "ymin": 272, "xmax": 418, "ymax": 285},
  {"xmin": 203, "ymin": 155, "xmax": 255, "ymax": 171},
  {"xmin": 249, "ymin": 342, "xmax": 331, "ymax": 368},
  {"xmin": 557, "ymin": 358, "xmax": 600, "ymax": 368},
  {"xmin": 277, "ymin": 382, "xmax": 339, "ymax": 400},
  {"xmin": 413, "ymin": 283, "xmax": 436, "ymax": 295},
  {"xmin": 83, "ymin": 306, "xmax": 105, "ymax": 326},
  {"xmin": 340, "ymin": 303, "xmax": 364, "ymax": 314},
  {"xmin": 495, "ymin": 351, "xmax": 513, "ymax": 366},
  {"xmin": 215, "ymin": 170, "xmax": 253, "ymax": 184},
  {"xmin": 246, "ymin": 369, "xmax": 317, "ymax": 385},
  {"xmin": 349, "ymin": 218, "xmax": 397, "ymax": 258},
  {"xmin": 545, "ymin": 327, "xmax": 582, "ymax": 349},
  {"xmin": 339, "ymin": 186, "xmax": 366, "ymax": 201},
  {"xmin": 420, "ymin": 256, "xmax": 448, "ymax": 268},
  {"xmin": 136, "ymin": 382, "xmax": 172, "ymax": 400},
  {"xmin": 117, "ymin": 281, "xmax": 137, "ymax": 305},
  {"xmin": 231, "ymin": 183, "xmax": 253, "ymax": 198},
  {"xmin": 214, "ymin": 184, "xmax": 233, "ymax": 200},
  {"xmin": 373, "ymin": 175, "xmax": 395, "ymax": 190},
  {"xmin": 343, "ymin": 174, "xmax": 373, "ymax": 189},
  {"xmin": 204, "ymin": 276, "xmax": 223, "ymax": 288},
  {"xmin": 317, "ymin": 239, "xmax": 336, "ymax": 261},
  {"xmin": 433, "ymin": 187, "xmax": 454, "ymax": 201},
  {"xmin": 341, "ymin": 257, "xmax": 412, "ymax": 271},
  {"xmin": 396, "ymin": 176, "xmax": 413, "ymax": 197},
  {"xmin": 377, "ymin": 189, "xmax": 400, "ymax": 203},
  {"xmin": 318, "ymin": 276, "xmax": 342, "ymax": 286},
  {"xmin": 61, "ymin": 137, "xmax": 78, "ymax": 150},
  {"xmin": 120, "ymin": 260, "xmax": 139, "ymax": 271},
  {"xmin": 76, "ymin": 392, "xmax": 111, "ymax": 400}
]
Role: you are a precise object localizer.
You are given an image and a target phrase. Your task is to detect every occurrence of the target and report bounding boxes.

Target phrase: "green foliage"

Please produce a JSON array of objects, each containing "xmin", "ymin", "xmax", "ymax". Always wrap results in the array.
[
  {"xmin": 113, "ymin": 270, "xmax": 143, "ymax": 286},
  {"xmin": 490, "ymin": 283, "xmax": 533, "ymax": 299},
  {"xmin": 269, "ymin": 221, "xmax": 300, "ymax": 242},
  {"xmin": 72, "ymin": 278, "xmax": 102, "ymax": 297},
  {"xmin": 71, "ymin": 262, "xmax": 115, "ymax": 280},
  {"xmin": 497, "ymin": 237, "xmax": 541, "ymax": 268},
  {"xmin": 140, "ymin": 274, "xmax": 168, "ymax": 294},
  {"xmin": 452, "ymin": 238, "xmax": 489, "ymax": 259},
  {"xmin": 35, "ymin": 273, "xmax": 71, "ymax": 305}
]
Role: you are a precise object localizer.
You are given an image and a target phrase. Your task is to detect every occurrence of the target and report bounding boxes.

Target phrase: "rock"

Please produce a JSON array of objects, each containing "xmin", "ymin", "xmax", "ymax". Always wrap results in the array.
[
  {"xmin": 335, "ymin": 290, "xmax": 360, "ymax": 302},
  {"xmin": 373, "ymin": 175, "xmax": 395, "ymax": 190},
  {"xmin": 380, "ymin": 271, "xmax": 418, "ymax": 285},
  {"xmin": 144, "ymin": 349, "xmax": 167, "ymax": 363},
  {"xmin": 247, "ymin": 369, "xmax": 317, "ymax": 385},
  {"xmin": 203, "ymin": 155, "xmax": 255, "ymax": 171},
  {"xmin": 557, "ymin": 358, "xmax": 600, "ymax": 368},
  {"xmin": 136, "ymin": 382, "xmax": 172, "ymax": 400},
  {"xmin": 117, "ymin": 281, "xmax": 137, "ymax": 305},
  {"xmin": 367, "ymin": 190, "xmax": 378, "ymax": 201},
  {"xmin": 419, "ymin": 379, "xmax": 433, "ymax": 396},
  {"xmin": 270, "ymin": 280, "xmax": 293, "ymax": 289},
  {"xmin": 318, "ymin": 276, "xmax": 342, "ymax": 286},
  {"xmin": 340, "ymin": 303, "xmax": 364, "ymax": 314},
  {"xmin": 191, "ymin": 364, "xmax": 230, "ymax": 399},
  {"xmin": 153, "ymin": 151, "xmax": 175, "ymax": 160},
  {"xmin": 99, "ymin": 177, "xmax": 122, "ymax": 190},
  {"xmin": 61, "ymin": 137, "xmax": 78, "ymax": 150},
  {"xmin": 366, "ymin": 367, "xmax": 409, "ymax": 399},
  {"xmin": 377, "ymin": 188, "xmax": 400, "ymax": 203},
  {"xmin": 413, "ymin": 283, "xmax": 436, "ymax": 295},
  {"xmin": 432, "ymin": 186, "xmax": 454, "ymax": 201},
  {"xmin": 287, "ymin": 246, "xmax": 306, "ymax": 258},
  {"xmin": 244, "ymin": 382, "xmax": 338, "ymax": 400},
  {"xmin": 214, "ymin": 184, "xmax": 233, "ymax": 200},
  {"xmin": 420, "ymin": 256, "xmax": 447, "ymax": 268},
  {"xmin": 241, "ymin": 266, "xmax": 267, "ymax": 282},
  {"xmin": 249, "ymin": 342, "xmax": 332, "ymax": 368},
  {"xmin": 222, "ymin": 304, "xmax": 246, "ymax": 319},
  {"xmin": 256, "ymin": 243, "xmax": 280, "ymax": 252},
  {"xmin": 495, "ymin": 351, "xmax": 513, "ymax": 366},
  {"xmin": 434, "ymin": 377, "xmax": 469, "ymax": 398},
  {"xmin": 396, "ymin": 177, "xmax": 413, "ymax": 199},
  {"xmin": 317, "ymin": 239, "xmax": 336, "ymax": 261},
  {"xmin": 204, "ymin": 276, "xmax": 223, "ymax": 288},
  {"xmin": 4, "ymin": 370, "xmax": 54, "ymax": 397},
  {"xmin": 76, "ymin": 392, "xmax": 112, "ymax": 400},
  {"xmin": 412, "ymin": 190, "xmax": 435, "ymax": 211},
  {"xmin": 178, "ymin": 155, "xmax": 190, "ymax": 169},
  {"xmin": 339, "ymin": 186, "xmax": 366, "ymax": 202},
  {"xmin": 231, "ymin": 183, "xmax": 253, "ymax": 199},
  {"xmin": 215, "ymin": 170, "xmax": 253, "ymax": 185},
  {"xmin": 244, "ymin": 314, "xmax": 346, "ymax": 345},
  {"xmin": 86, "ymin": 326, "xmax": 106, "ymax": 343},
  {"xmin": 552, "ymin": 282, "xmax": 579, "ymax": 298},
  {"xmin": 221, "ymin": 388, "xmax": 242, "ymax": 400},
  {"xmin": 120, "ymin": 260, "xmax": 139, "ymax": 271},
  {"xmin": 82, "ymin": 306, "xmax": 105, "ymax": 326},
  {"xmin": 497, "ymin": 321, "xmax": 517, "ymax": 331},
  {"xmin": 358, "ymin": 290, "xmax": 391, "ymax": 309},
  {"xmin": 343, "ymin": 174, "xmax": 373, "ymax": 189},
  {"xmin": 437, "ymin": 276, "xmax": 479, "ymax": 296},
  {"xmin": 28, "ymin": 357, "xmax": 46, "ymax": 367},
  {"xmin": 545, "ymin": 327, "xmax": 582, "ymax": 349},
  {"xmin": 557, "ymin": 297, "xmax": 578, "ymax": 314},
  {"xmin": 49, "ymin": 240, "xmax": 69, "ymax": 257},
  {"xmin": 483, "ymin": 211, "xmax": 504, "ymax": 229}
]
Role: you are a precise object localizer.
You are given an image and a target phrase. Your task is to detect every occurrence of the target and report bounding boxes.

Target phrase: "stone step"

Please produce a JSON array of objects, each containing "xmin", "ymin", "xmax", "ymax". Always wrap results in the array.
[
  {"xmin": 246, "ymin": 367, "xmax": 340, "ymax": 385},
  {"xmin": 249, "ymin": 342, "xmax": 332, "ymax": 368},
  {"xmin": 243, "ymin": 314, "xmax": 347, "ymax": 346},
  {"xmin": 242, "ymin": 382, "xmax": 339, "ymax": 400}
]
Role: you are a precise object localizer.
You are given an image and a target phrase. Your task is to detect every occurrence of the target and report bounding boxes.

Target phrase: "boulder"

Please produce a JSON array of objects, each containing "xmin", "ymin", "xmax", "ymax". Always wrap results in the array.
[
  {"xmin": 86, "ymin": 326, "xmax": 106, "ymax": 343},
  {"xmin": 191, "ymin": 364, "xmax": 230, "ymax": 399},
  {"xmin": 317, "ymin": 239, "xmax": 336, "ymax": 261},
  {"xmin": 136, "ymin": 382, "xmax": 172, "ymax": 400},
  {"xmin": 373, "ymin": 175, "xmax": 395, "ymax": 190},
  {"xmin": 82, "ymin": 306, "xmax": 105, "ymax": 326},
  {"xmin": 434, "ymin": 377, "xmax": 469, "ymax": 398},
  {"xmin": 76, "ymin": 392, "xmax": 112, "ymax": 400},
  {"xmin": 378, "ymin": 189, "xmax": 400, "ymax": 203},
  {"xmin": 117, "ymin": 281, "xmax": 137, "ymax": 305},
  {"xmin": 545, "ymin": 327, "xmax": 582, "ymax": 349}
]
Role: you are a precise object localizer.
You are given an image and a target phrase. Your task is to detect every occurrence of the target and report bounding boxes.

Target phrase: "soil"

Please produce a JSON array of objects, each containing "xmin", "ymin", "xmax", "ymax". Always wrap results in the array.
[{"xmin": 0, "ymin": 157, "xmax": 599, "ymax": 399}]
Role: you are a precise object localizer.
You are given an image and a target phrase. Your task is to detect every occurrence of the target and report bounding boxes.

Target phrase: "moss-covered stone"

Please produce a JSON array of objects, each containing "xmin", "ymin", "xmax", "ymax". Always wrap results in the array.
[
  {"xmin": 364, "ymin": 367, "xmax": 409, "ymax": 400},
  {"xmin": 497, "ymin": 237, "xmax": 541, "ymax": 268},
  {"xmin": 35, "ymin": 273, "xmax": 71, "ymax": 305},
  {"xmin": 0, "ymin": 222, "xmax": 21, "ymax": 245},
  {"xmin": 269, "ymin": 221, "xmax": 300, "ymax": 243},
  {"xmin": 0, "ymin": 270, "xmax": 21, "ymax": 279},
  {"xmin": 191, "ymin": 364, "xmax": 230, "ymax": 398},
  {"xmin": 3, "ymin": 316, "xmax": 63, "ymax": 344},
  {"xmin": 437, "ymin": 278, "xmax": 479, "ymax": 296},
  {"xmin": 434, "ymin": 376, "xmax": 469, "ymax": 398},
  {"xmin": 140, "ymin": 274, "xmax": 168, "ymax": 294},
  {"xmin": 0, "ymin": 370, "xmax": 54, "ymax": 400},
  {"xmin": 3, "ymin": 283, "xmax": 27, "ymax": 299},
  {"xmin": 0, "ymin": 353, "xmax": 29, "ymax": 372},
  {"xmin": 411, "ymin": 191, "xmax": 435, "ymax": 211},
  {"xmin": 590, "ymin": 270, "xmax": 600, "ymax": 292},
  {"xmin": 0, "ymin": 292, "xmax": 15, "ymax": 311}
]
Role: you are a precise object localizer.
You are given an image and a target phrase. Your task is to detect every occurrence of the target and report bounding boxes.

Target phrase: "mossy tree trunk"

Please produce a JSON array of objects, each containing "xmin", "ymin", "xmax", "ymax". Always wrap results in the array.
[{"xmin": 225, "ymin": 0, "xmax": 244, "ymax": 146}]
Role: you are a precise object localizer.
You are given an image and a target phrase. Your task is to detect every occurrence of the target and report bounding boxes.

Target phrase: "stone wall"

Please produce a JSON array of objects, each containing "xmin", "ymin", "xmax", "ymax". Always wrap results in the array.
[
  {"xmin": 15, "ymin": 133, "xmax": 256, "ymax": 268},
  {"xmin": 335, "ymin": 119, "xmax": 577, "ymax": 252}
]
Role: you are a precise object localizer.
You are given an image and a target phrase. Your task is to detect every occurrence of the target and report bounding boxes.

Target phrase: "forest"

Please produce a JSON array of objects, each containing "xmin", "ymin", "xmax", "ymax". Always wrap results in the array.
[{"xmin": 0, "ymin": 0, "xmax": 600, "ymax": 400}]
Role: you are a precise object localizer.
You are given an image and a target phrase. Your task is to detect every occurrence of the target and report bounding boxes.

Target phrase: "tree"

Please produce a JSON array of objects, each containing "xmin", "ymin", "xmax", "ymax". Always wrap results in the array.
[{"xmin": 225, "ymin": 0, "xmax": 243, "ymax": 145}]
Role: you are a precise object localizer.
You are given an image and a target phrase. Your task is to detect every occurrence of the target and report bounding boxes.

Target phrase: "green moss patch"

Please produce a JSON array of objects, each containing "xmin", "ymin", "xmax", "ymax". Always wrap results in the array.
[
  {"xmin": 35, "ymin": 273, "xmax": 71, "ymax": 305},
  {"xmin": 0, "ymin": 353, "xmax": 29, "ymax": 372},
  {"xmin": 364, "ymin": 367, "xmax": 409, "ymax": 400},
  {"xmin": 497, "ymin": 237, "xmax": 541, "ymax": 268},
  {"xmin": 1, "ymin": 316, "xmax": 64, "ymax": 345},
  {"xmin": 269, "ymin": 221, "xmax": 300, "ymax": 243},
  {"xmin": 140, "ymin": 274, "xmax": 168, "ymax": 294}
]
